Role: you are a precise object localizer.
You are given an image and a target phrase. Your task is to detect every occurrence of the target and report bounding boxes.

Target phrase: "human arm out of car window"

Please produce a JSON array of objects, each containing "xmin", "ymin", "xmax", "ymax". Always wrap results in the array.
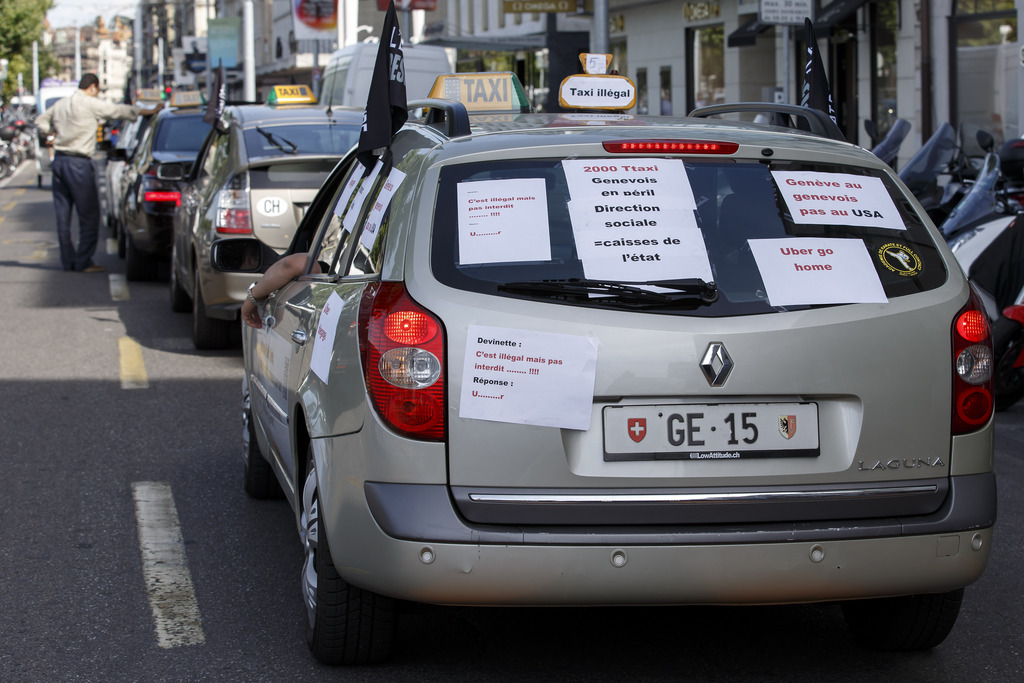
[{"xmin": 241, "ymin": 253, "xmax": 321, "ymax": 328}]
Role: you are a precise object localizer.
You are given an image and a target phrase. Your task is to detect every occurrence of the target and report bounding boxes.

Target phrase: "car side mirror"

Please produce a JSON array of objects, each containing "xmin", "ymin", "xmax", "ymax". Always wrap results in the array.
[
  {"xmin": 211, "ymin": 238, "xmax": 281, "ymax": 274},
  {"xmin": 156, "ymin": 162, "xmax": 186, "ymax": 181}
]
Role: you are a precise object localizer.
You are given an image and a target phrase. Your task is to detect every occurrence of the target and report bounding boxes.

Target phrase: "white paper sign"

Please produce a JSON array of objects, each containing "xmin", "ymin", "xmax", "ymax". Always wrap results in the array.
[
  {"xmin": 562, "ymin": 158, "xmax": 695, "ymax": 209},
  {"xmin": 309, "ymin": 291, "xmax": 344, "ymax": 383},
  {"xmin": 333, "ymin": 162, "xmax": 365, "ymax": 218},
  {"xmin": 771, "ymin": 171, "xmax": 905, "ymax": 230},
  {"xmin": 569, "ymin": 204, "xmax": 714, "ymax": 283},
  {"xmin": 360, "ymin": 166, "xmax": 407, "ymax": 250},
  {"xmin": 459, "ymin": 325, "xmax": 599, "ymax": 431},
  {"xmin": 342, "ymin": 158, "xmax": 384, "ymax": 234},
  {"xmin": 749, "ymin": 238, "xmax": 888, "ymax": 306},
  {"xmin": 457, "ymin": 178, "xmax": 551, "ymax": 265}
]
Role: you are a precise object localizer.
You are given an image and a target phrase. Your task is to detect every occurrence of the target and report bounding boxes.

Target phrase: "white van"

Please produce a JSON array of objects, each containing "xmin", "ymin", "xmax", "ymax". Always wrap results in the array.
[
  {"xmin": 34, "ymin": 82, "xmax": 79, "ymax": 187},
  {"xmin": 317, "ymin": 42, "xmax": 453, "ymax": 109}
]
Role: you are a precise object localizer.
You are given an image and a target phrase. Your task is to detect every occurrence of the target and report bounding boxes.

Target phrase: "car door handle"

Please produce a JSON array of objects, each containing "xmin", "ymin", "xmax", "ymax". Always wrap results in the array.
[{"xmin": 291, "ymin": 330, "xmax": 307, "ymax": 346}]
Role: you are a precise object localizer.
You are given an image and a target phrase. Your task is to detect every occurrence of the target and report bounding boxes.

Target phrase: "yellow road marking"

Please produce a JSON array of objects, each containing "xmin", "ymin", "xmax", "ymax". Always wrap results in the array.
[
  {"xmin": 14, "ymin": 189, "xmax": 24, "ymax": 197},
  {"xmin": 118, "ymin": 336, "xmax": 149, "ymax": 389},
  {"xmin": 2, "ymin": 201, "xmax": 15, "ymax": 211}
]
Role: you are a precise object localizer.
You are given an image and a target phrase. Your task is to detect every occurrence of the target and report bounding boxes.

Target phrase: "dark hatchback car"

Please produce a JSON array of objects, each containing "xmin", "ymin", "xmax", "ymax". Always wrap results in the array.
[{"xmin": 119, "ymin": 103, "xmax": 212, "ymax": 280}]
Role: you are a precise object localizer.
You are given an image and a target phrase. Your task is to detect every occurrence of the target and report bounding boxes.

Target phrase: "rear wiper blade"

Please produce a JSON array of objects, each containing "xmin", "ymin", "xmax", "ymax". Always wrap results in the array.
[
  {"xmin": 256, "ymin": 126, "xmax": 298, "ymax": 154},
  {"xmin": 498, "ymin": 278, "xmax": 718, "ymax": 306}
]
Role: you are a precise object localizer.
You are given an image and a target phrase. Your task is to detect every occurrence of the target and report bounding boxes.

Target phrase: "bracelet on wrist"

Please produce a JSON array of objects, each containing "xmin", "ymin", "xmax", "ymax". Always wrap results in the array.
[{"xmin": 247, "ymin": 281, "xmax": 269, "ymax": 306}]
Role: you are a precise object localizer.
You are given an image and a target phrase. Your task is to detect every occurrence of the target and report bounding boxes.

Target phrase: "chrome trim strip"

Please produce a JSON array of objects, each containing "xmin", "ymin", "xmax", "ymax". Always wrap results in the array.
[{"xmin": 467, "ymin": 485, "xmax": 938, "ymax": 505}]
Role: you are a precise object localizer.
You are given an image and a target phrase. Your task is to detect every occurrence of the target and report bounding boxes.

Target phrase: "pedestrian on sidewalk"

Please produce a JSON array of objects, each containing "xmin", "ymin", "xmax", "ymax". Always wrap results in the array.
[{"xmin": 35, "ymin": 73, "xmax": 162, "ymax": 272}]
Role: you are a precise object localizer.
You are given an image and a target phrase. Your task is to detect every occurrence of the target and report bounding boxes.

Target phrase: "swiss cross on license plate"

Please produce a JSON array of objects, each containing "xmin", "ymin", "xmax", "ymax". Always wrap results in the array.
[{"xmin": 603, "ymin": 403, "xmax": 819, "ymax": 461}]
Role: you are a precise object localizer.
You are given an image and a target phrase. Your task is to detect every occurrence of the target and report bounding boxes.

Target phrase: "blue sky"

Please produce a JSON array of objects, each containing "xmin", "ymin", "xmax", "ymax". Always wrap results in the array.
[{"xmin": 47, "ymin": 1, "xmax": 138, "ymax": 29}]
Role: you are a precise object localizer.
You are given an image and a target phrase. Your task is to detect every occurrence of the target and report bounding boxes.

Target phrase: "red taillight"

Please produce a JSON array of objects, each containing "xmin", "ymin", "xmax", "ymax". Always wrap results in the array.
[
  {"xmin": 952, "ymin": 290, "xmax": 994, "ymax": 433},
  {"xmin": 143, "ymin": 191, "xmax": 181, "ymax": 206},
  {"xmin": 215, "ymin": 209, "xmax": 252, "ymax": 234},
  {"xmin": 602, "ymin": 140, "xmax": 739, "ymax": 154},
  {"xmin": 359, "ymin": 282, "xmax": 445, "ymax": 441},
  {"xmin": 957, "ymin": 309, "xmax": 988, "ymax": 342}
]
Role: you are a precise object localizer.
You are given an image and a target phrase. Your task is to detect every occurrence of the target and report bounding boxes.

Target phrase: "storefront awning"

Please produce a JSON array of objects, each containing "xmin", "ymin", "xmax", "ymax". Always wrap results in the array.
[
  {"xmin": 727, "ymin": 16, "xmax": 772, "ymax": 48},
  {"xmin": 814, "ymin": 0, "xmax": 872, "ymax": 33}
]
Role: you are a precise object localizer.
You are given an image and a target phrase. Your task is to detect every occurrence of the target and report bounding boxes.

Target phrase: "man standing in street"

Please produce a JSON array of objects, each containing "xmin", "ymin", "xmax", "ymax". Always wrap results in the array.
[{"xmin": 35, "ymin": 73, "xmax": 162, "ymax": 272}]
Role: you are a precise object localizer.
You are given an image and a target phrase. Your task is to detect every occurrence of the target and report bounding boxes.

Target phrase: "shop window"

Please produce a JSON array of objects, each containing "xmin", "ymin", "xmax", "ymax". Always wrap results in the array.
[
  {"xmin": 870, "ymin": 0, "xmax": 899, "ymax": 138},
  {"xmin": 687, "ymin": 24, "xmax": 725, "ymax": 112},
  {"xmin": 636, "ymin": 68, "xmax": 648, "ymax": 115},
  {"xmin": 951, "ymin": 0, "xmax": 1018, "ymax": 149},
  {"xmin": 660, "ymin": 66, "xmax": 672, "ymax": 115}
]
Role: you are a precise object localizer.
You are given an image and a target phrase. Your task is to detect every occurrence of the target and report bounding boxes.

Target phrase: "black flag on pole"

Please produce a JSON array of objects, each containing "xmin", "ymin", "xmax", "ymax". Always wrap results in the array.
[
  {"xmin": 799, "ymin": 17, "xmax": 837, "ymax": 127},
  {"xmin": 203, "ymin": 59, "xmax": 227, "ymax": 133},
  {"xmin": 357, "ymin": 0, "xmax": 408, "ymax": 168}
]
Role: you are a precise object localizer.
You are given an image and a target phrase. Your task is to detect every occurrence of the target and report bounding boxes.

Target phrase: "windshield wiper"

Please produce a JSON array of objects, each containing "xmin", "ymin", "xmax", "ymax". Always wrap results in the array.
[
  {"xmin": 256, "ymin": 126, "xmax": 298, "ymax": 154},
  {"xmin": 497, "ymin": 278, "xmax": 718, "ymax": 307}
]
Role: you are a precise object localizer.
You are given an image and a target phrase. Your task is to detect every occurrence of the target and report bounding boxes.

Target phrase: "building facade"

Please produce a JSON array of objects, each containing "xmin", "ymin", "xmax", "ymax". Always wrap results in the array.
[
  {"xmin": 48, "ymin": 0, "xmax": 1021, "ymax": 163},
  {"xmin": 44, "ymin": 17, "xmax": 133, "ymax": 103}
]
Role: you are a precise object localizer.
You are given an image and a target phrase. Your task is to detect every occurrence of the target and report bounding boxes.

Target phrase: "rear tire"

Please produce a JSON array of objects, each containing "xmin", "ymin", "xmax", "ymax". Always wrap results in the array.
[
  {"xmin": 842, "ymin": 589, "xmax": 964, "ymax": 651},
  {"xmin": 302, "ymin": 451, "xmax": 396, "ymax": 664},
  {"xmin": 169, "ymin": 246, "xmax": 191, "ymax": 313},
  {"xmin": 242, "ymin": 376, "xmax": 282, "ymax": 499},
  {"xmin": 192, "ymin": 270, "xmax": 231, "ymax": 349},
  {"xmin": 125, "ymin": 233, "xmax": 158, "ymax": 281}
]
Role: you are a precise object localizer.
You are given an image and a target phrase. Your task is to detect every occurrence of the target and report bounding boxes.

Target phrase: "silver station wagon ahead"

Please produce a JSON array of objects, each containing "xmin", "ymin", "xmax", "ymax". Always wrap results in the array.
[{"xmin": 217, "ymin": 73, "xmax": 996, "ymax": 664}]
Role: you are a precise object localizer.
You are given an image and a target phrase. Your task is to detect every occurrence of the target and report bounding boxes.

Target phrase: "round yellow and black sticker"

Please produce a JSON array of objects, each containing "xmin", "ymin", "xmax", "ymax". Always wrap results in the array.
[{"xmin": 877, "ymin": 242, "xmax": 922, "ymax": 277}]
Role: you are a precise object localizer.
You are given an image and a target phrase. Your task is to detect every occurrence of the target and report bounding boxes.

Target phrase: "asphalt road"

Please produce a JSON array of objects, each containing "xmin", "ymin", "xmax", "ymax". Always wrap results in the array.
[{"xmin": 0, "ymin": 160, "xmax": 1020, "ymax": 681}]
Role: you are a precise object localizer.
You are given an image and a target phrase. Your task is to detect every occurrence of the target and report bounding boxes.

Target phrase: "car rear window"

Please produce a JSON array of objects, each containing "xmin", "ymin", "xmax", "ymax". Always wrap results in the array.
[
  {"xmin": 243, "ymin": 123, "xmax": 359, "ymax": 160},
  {"xmin": 248, "ymin": 159, "xmax": 339, "ymax": 189},
  {"xmin": 430, "ymin": 158, "xmax": 947, "ymax": 316},
  {"xmin": 152, "ymin": 114, "xmax": 212, "ymax": 153}
]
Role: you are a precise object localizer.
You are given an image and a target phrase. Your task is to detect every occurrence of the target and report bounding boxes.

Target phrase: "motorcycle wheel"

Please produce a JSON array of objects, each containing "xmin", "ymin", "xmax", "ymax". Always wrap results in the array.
[{"xmin": 994, "ymin": 335, "xmax": 1024, "ymax": 411}]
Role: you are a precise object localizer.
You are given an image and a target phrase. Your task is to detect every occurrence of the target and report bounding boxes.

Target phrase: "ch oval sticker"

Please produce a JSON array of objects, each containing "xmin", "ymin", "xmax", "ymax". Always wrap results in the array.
[{"xmin": 257, "ymin": 197, "xmax": 288, "ymax": 217}]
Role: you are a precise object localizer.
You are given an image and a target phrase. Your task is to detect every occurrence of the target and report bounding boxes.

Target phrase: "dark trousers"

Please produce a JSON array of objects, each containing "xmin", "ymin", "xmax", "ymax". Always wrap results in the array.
[{"xmin": 51, "ymin": 153, "xmax": 101, "ymax": 271}]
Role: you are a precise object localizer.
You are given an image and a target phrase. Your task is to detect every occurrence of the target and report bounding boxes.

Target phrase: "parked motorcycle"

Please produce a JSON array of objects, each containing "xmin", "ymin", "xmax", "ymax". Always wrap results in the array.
[
  {"xmin": 900, "ymin": 122, "xmax": 984, "ymax": 226},
  {"xmin": 944, "ymin": 146, "xmax": 1024, "ymax": 410},
  {"xmin": 868, "ymin": 118, "xmax": 911, "ymax": 169}
]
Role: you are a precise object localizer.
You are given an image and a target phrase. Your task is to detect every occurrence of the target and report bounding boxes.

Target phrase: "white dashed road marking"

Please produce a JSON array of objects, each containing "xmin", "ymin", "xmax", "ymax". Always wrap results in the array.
[{"xmin": 132, "ymin": 481, "xmax": 206, "ymax": 649}]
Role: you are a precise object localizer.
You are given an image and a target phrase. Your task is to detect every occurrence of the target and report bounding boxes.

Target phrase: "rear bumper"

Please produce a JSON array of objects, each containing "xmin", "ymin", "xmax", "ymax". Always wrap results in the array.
[
  {"xmin": 325, "ymin": 473, "xmax": 996, "ymax": 606},
  {"xmin": 127, "ymin": 213, "xmax": 173, "ymax": 255}
]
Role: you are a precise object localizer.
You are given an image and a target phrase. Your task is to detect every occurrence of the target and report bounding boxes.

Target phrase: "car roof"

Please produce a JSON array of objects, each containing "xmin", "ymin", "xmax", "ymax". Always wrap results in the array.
[
  {"xmin": 403, "ymin": 112, "xmax": 876, "ymax": 167},
  {"xmin": 224, "ymin": 103, "xmax": 364, "ymax": 129}
]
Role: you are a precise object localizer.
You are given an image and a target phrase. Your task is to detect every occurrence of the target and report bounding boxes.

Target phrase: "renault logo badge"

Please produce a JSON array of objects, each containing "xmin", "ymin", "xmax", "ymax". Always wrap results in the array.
[{"xmin": 700, "ymin": 342, "xmax": 734, "ymax": 387}]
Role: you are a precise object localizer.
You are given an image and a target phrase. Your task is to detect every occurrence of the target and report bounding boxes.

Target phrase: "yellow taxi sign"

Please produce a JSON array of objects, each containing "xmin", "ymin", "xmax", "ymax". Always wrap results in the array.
[
  {"xmin": 558, "ymin": 74, "xmax": 637, "ymax": 112},
  {"xmin": 427, "ymin": 73, "xmax": 531, "ymax": 114},
  {"xmin": 267, "ymin": 85, "xmax": 317, "ymax": 106},
  {"xmin": 170, "ymin": 90, "xmax": 204, "ymax": 108},
  {"xmin": 136, "ymin": 88, "xmax": 164, "ymax": 103}
]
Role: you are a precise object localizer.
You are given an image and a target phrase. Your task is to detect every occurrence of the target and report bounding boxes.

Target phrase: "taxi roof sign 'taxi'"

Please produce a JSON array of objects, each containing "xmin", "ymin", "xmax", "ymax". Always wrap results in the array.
[{"xmin": 267, "ymin": 85, "xmax": 317, "ymax": 106}]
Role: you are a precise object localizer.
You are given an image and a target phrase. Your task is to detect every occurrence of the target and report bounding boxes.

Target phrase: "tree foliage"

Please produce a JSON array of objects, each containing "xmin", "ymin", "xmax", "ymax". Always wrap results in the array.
[{"xmin": 0, "ymin": 0, "xmax": 54, "ymax": 104}]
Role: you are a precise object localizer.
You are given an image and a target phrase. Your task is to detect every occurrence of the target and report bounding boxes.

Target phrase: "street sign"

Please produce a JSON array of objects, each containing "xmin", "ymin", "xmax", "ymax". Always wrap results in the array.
[
  {"xmin": 503, "ymin": 0, "xmax": 589, "ymax": 12},
  {"xmin": 759, "ymin": 0, "xmax": 813, "ymax": 26}
]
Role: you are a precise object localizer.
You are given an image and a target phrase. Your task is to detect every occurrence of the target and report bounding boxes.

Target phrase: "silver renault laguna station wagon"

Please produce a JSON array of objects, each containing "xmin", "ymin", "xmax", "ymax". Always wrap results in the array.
[{"xmin": 221, "ymin": 73, "xmax": 996, "ymax": 664}]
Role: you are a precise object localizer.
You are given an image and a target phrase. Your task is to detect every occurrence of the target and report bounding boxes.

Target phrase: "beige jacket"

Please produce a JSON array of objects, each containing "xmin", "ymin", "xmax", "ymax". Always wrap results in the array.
[{"xmin": 36, "ymin": 90, "xmax": 142, "ymax": 158}]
